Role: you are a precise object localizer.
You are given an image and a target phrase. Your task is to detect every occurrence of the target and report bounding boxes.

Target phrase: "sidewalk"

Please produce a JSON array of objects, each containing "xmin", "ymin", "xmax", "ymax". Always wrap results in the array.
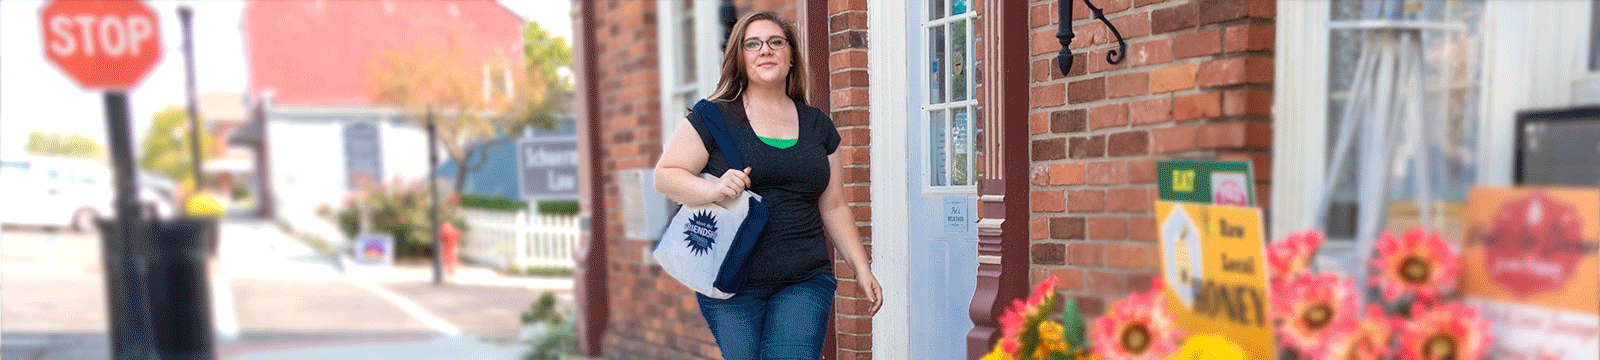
[
  {"xmin": 1, "ymin": 213, "xmax": 574, "ymax": 360},
  {"xmin": 214, "ymin": 213, "xmax": 572, "ymax": 359},
  {"xmin": 219, "ymin": 334, "xmax": 525, "ymax": 360}
]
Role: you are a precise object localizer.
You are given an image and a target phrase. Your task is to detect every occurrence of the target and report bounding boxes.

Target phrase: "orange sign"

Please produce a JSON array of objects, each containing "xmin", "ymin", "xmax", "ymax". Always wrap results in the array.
[
  {"xmin": 1462, "ymin": 187, "xmax": 1600, "ymax": 359},
  {"xmin": 39, "ymin": 0, "xmax": 163, "ymax": 90}
]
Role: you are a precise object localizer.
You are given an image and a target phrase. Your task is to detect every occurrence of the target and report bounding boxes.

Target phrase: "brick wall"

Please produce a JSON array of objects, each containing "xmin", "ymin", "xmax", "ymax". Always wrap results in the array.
[
  {"xmin": 585, "ymin": 0, "xmax": 703, "ymax": 358},
  {"xmin": 826, "ymin": 0, "xmax": 872, "ymax": 358},
  {"xmin": 1025, "ymin": 0, "xmax": 1274, "ymax": 317}
]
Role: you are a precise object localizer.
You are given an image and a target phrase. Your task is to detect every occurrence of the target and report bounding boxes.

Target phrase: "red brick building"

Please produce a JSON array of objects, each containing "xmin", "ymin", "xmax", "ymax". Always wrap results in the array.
[
  {"xmin": 571, "ymin": 0, "xmax": 1598, "ymax": 359},
  {"xmin": 572, "ymin": 0, "xmax": 1272, "ymax": 358}
]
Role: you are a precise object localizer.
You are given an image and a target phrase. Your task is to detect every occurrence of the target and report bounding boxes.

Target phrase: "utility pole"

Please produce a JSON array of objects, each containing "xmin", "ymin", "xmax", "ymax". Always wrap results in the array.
[
  {"xmin": 428, "ymin": 108, "xmax": 444, "ymax": 285},
  {"xmin": 179, "ymin": 4, "xmax": 204, "ymax": 191}
]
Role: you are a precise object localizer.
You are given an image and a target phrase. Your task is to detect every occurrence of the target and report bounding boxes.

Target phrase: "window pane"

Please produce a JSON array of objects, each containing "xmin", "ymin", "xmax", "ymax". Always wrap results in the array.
[
  {"xmin": 929, "ymin": 25, "xmax": 946, "ymax": 104},
  {"xmin": 952, "ymin": 107, "xmax": 970, "ymax": 186},
  {"xmin": 681, "ymin": 16, "xmax": 696, "ymax": 82},
  {"xmin": 1323, "ymin": 0, "xmax": 1485, "ymax": 241},
  {"xmin": 953, "ymin": 0, "xmax": 968, "ymax": 15},
  {"xmin": 952, "ymin": 20, "xmax": 968, "ymax": 102},
  {"xmin": 930, "ymin": 0, "xmax": 944, "ymax": 20},
  {"xmin": 930, "ymin": 109, "xmax": 948, "ymax": 186}
]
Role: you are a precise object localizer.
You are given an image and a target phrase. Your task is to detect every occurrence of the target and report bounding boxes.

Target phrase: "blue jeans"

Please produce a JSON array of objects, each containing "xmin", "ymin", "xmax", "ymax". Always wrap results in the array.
[{"xmin": 696, "ymin": 273, "xmax": 836, "ymax": 360}]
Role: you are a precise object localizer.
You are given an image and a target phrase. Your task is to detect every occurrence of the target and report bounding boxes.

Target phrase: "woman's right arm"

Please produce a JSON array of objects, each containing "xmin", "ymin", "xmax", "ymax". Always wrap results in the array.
[{"xmin": 654, "ymin": 118, "xmax": 751, "ymax": 207}]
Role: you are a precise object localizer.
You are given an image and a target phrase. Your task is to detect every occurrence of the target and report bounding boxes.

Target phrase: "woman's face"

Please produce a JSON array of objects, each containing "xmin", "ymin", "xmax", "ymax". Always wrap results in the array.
[{"xmin": 740, "ymin": 20, "xmax": 790, "ymax": 89}]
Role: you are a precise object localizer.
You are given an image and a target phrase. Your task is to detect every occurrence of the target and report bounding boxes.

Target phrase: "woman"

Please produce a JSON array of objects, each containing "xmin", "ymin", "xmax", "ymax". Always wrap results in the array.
[{"xmin": 653, "ymin": 11, "xmax": 883, "ymax": 359}]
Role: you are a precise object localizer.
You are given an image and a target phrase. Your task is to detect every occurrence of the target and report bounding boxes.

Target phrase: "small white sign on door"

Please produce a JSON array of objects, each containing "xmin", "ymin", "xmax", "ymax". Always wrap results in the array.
[{"xmin": 943, "ymin": 196, "xmax": 967, "ymax": 232}]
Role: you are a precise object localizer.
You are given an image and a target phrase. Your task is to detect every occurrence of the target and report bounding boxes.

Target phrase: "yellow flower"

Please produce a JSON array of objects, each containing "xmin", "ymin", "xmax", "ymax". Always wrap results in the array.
[
  {"xmin": 982, "ymin": 341, "xmax": 1012, "ymax": 360},
  {"xmin": 1035, "ymin": 321, "xmax": 1069, "ymax": 358},
  {"xmin": 1164, "ymin": 335, "xmax": 1245, "ymax": 360}
]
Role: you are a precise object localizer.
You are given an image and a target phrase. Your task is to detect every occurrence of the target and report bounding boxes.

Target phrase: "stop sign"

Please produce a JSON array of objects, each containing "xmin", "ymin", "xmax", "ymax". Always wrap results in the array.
[{"xmin": 39, "ymin": 0, "xmax": 162, "ymax": 91}]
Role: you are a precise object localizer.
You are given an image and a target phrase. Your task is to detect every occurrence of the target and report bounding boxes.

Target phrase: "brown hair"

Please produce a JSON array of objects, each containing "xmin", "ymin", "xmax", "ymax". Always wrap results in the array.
[{"xmin": 706, "ymin": 11, "xmax": 807, "ymax": 104}]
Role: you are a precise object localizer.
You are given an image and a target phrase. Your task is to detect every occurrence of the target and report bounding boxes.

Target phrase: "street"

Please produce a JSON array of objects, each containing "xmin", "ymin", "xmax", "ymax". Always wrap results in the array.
[{"xmin": 2, "ymin": 215, "xmax": 573, "ymax": 360}]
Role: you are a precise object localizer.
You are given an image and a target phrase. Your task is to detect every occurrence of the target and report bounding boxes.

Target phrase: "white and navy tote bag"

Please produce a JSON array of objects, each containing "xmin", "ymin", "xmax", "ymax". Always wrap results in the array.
[{"xmin": 653, "ymin": 99, "xmax": 771, "ymax": 299}]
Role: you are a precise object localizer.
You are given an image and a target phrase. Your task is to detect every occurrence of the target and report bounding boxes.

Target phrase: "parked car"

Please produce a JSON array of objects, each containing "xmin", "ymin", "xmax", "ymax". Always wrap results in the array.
[{"xmin": 0, "ymin": 156, "xmax": 179, "ymax": 232}]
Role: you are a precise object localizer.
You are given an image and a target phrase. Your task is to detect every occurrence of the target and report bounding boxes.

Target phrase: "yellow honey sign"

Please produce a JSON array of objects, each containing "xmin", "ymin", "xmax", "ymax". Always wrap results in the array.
[{"xmin": 1155, "ymin": 201, "xmax": 1273, "ymax": 359}]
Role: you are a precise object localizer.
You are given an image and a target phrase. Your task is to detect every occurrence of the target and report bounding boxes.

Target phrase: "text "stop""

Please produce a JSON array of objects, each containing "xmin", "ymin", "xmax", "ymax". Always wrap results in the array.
[{"xmin": 47, "ymin": 13, "xmax": 155, "ymax": 58}]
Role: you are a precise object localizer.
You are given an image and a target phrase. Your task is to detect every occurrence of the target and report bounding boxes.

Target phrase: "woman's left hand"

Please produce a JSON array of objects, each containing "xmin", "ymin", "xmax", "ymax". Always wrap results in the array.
[{"xmin": 855, "ymin": 267, "xmax": 882, "ymax": 316}]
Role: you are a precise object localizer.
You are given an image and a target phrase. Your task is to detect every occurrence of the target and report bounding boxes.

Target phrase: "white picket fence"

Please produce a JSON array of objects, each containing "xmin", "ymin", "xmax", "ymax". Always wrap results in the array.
[{"xmin": 459, "ymin": 208, "xmax": 581, "ymax": 272}]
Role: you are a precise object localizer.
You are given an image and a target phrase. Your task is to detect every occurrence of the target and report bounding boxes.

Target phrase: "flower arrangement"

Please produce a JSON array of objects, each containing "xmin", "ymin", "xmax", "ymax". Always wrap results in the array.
[
  {"xmin": 988, "ymin": 226, "xmax": 1493, "ymax": 360},
  {"xmin": 1266, "ymin": 227, "xmax": 1491, "ymax": 360},
  {"xmin": 981, "ymin": 275, "xmax": 1095, "ymax": 360}
]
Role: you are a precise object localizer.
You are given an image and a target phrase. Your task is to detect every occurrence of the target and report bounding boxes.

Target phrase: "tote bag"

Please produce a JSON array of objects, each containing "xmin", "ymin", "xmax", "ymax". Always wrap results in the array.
[{"xmin": 653, "ymin": 100, "xmax": 770, "ymax": 299}]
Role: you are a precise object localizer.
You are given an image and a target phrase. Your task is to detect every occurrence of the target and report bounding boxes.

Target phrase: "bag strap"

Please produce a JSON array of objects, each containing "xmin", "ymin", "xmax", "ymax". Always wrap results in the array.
[{"xmin": 692, "ymin": 99, "xmax": 746, "ymax": 171}]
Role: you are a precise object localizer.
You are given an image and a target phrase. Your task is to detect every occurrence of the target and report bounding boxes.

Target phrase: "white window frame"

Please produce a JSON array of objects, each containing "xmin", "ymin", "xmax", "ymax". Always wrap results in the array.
[
  {"xmin": 658, "ymin": 0, "xmax": 724, "ymax": 140},
  {"xmin": 1272, "ymin": 1, "xmax": 1593, "ymax": 242},
  {"xmin": 1592, "ymin": 0, "xmax": 1600, "ymax": 73},
  {"xmin": 920, "ymin": 3, "xmax": 979, "ymax": 195},
  {"xmin": 1580, "ymin": 0, "xmax": 1600, "ymax": 105},
  {"xmin": 630, "ymin": 0, "xmax": 722, "ymax": 247}
]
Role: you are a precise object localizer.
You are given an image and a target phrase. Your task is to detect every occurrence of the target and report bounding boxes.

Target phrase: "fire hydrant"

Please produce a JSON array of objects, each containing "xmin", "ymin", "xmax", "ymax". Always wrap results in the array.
[{"xmin": 439, "ymin": 222, "xmax": 461, "ymax": 276}]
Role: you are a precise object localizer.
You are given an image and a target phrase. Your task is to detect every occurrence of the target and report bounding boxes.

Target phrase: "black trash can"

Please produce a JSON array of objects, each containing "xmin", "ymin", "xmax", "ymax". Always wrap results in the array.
[{"xmin": 147, "ymin": 218, "xmax": 217, "ymax": 360}]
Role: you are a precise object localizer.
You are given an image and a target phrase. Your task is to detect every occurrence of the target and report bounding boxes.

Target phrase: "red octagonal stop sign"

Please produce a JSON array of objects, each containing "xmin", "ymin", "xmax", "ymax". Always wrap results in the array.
[{"xmin": 39, "ymin": 0, "xmax": 163, "ymax": 91}]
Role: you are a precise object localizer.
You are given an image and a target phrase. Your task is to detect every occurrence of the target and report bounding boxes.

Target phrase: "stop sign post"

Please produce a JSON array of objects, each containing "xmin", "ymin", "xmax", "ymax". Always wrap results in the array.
[{"xmin": 40, "ymin": 1, "xmax": 163, "ymax": 359}]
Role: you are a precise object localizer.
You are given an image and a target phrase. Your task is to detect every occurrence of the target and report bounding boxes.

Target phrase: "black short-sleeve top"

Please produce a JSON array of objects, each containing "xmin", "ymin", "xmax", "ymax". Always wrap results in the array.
[{"xmin": 684, "ymin": 99, "xmax": 841, "ymax": 289}]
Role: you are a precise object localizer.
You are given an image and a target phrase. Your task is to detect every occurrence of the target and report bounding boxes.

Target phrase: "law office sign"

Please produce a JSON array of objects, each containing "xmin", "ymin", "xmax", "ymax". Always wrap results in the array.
[
  {"xmin": 518, "ymin": 136, "xmax": 579, "ymax": 200},
  {"xmin": 1155, "ymin": 201, "xmax": 1273, "ymax": 359}
]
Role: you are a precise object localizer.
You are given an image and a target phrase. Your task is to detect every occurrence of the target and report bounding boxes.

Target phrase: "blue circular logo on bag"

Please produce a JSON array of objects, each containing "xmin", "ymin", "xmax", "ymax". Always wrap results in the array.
[{"xmin": 683, "ymin": 210, "xmax": 717, "ymax": 255}]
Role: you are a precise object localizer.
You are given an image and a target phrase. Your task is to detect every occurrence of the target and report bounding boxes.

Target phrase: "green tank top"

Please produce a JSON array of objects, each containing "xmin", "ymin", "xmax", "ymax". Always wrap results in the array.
[{"xmin": 758, "ymin": 136, "xmax": 796, "ymax": 149}]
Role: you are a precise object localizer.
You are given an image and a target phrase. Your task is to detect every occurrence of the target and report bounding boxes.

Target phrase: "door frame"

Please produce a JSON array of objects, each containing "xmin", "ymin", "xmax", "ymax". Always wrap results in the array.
[
  {"xmin": 868, "ymin": 0, "xmax": 914, "ymax": 358},
  {"xmin": 871, "ymin": 0, "xmax": 1032, "ymax": 358},
  {"xmin": 966, "ymin": 0, "xmax": 1031, "ymax": 358}
]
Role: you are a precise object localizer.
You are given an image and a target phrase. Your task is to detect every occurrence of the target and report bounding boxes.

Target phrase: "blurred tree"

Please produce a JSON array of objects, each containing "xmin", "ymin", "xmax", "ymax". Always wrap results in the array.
[
  {"xmin": 518, "ymin": 20, "xmax": 573, "ymax": 127},
  {"xmin": 138, "ymin": 105, "xmax": 214, "ymax": 189},
  {"xmin": 368, "ymin": 21, "xmax": 572, "ymax": 195},
  {"xmin": 24, "ymin": 130, "xmax": 106, "ymax": 160}
]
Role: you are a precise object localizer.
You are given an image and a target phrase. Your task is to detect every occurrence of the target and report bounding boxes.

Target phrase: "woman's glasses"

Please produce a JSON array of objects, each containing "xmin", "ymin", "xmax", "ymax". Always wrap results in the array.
[{"xmin": 742, "ymin": 37, "xmax": 789, "ymax": 52}]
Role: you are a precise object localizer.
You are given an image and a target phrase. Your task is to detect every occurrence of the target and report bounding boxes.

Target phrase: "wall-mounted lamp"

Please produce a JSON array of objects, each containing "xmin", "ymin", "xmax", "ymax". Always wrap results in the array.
[{"xmin": 1057, "ymin": 0, "xmax": 1128, "ymax": 75}]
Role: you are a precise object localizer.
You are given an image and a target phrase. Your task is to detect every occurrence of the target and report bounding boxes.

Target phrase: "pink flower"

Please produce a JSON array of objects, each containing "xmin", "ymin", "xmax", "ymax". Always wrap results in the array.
[
  {"xmin": 1370, "ymin": 228, "xmax": 1461, "ymax": 302},
  {"xmin": 998, "ymin": 275, "xmax": 1060, "ymax": 355},
  {"xmin": 1397, "ymin": 301, "xmax": 1492, "ymax": 360},
  {"xmin": 1269, "ymin": 229, "xmax": 1325, "ymax": 283},
  {"xmin": 1091, "ymin": 285, "xmax": 1182, "ymax": 360},
  {"xmin": 1274, "ymin": 273, "xmax": 1359, "ymax": 356},
  {"xmin": 1322, "ymin": 305, "xmax": 1395, "ymax": 360}
]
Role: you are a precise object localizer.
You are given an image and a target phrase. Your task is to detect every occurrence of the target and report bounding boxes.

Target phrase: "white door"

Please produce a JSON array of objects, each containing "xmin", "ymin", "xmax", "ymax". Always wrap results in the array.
[{"xmin": 908, "ymin": 0, "xmax": 980, "ymax": 358}]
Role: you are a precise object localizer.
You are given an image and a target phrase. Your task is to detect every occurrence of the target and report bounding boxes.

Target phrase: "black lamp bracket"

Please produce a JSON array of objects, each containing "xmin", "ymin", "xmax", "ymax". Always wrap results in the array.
[{"xmin": 1056, "ymin": 0, "xmax": 1127, "ymax": 76}]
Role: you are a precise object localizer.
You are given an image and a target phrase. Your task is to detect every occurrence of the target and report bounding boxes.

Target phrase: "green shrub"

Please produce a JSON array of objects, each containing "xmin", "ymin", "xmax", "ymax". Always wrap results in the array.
[
  {"xmin": 459, "ymin": 193, "xmax": 529, "ymax": 212},
  {"xmin": 522, "ymin": 292, "xmax": 576, "ymax": 360},
  {"xmin": 516, "ymin": 267, "xmax": 575, "ymax": 277},
  {"xmin": 536, "ymin": 200, "xmax": 579, "ymax": 215},
  {"xmin": 230, "ymin": 180, "xmax": 252, "ymax": 202},
  {"xmin": 329, "ymin": 179, "xmax": 468, "ymax": 259}
]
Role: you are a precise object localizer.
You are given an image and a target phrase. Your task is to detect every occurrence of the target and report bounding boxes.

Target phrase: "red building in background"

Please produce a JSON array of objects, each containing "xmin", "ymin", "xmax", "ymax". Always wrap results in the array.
[{"xmin": 232, "ymin": 0, "xmax": 522, "ymax": 236}]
